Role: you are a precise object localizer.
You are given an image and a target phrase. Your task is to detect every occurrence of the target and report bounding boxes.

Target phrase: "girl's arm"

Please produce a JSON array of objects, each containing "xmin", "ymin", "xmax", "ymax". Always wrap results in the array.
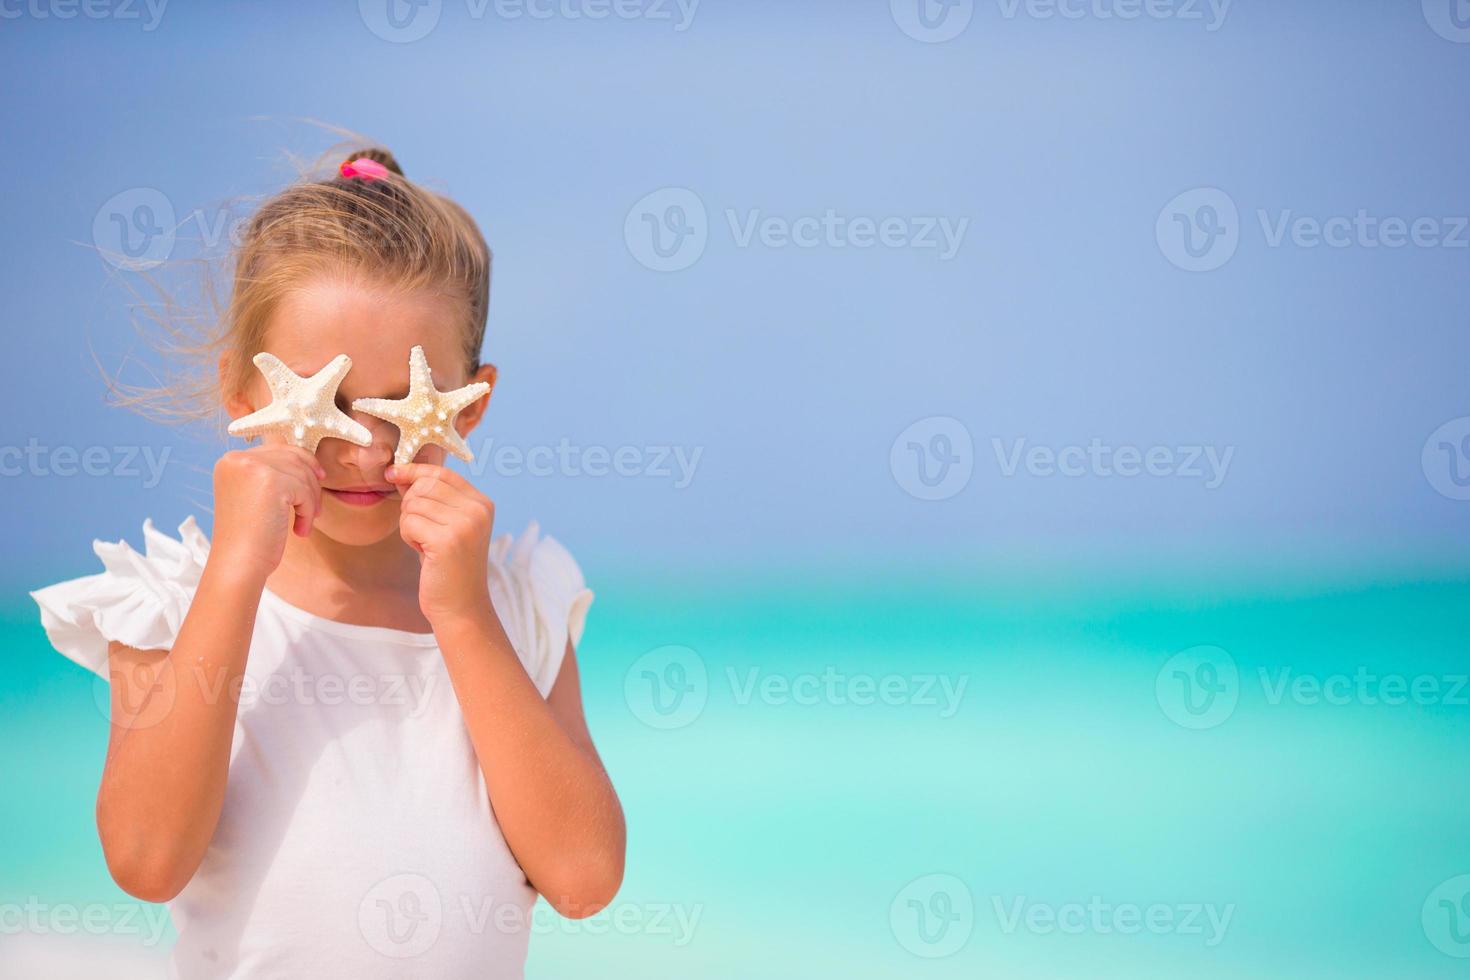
[
  {"xmin": 389, "ymin": 463, "xmax": 627, "ymax": 918},
  {"xmin": 96, "ymin": 446, "xmax": 323, "ymax": 902}
]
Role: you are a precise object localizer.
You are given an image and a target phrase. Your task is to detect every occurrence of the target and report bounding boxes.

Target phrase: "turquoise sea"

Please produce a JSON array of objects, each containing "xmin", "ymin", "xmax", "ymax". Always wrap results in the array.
[{"xmin": 4, "ymin": 561, "xmax": 1469, "ymax": 978}]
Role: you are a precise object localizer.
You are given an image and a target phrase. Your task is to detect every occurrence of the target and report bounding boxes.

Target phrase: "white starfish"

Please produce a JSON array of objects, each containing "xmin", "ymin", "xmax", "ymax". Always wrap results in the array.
[
  {"xmin": 227, "ymin": 352, "xmax": 373, "ymax": 453},
  {"xmin": 352, "ymin": 345, "xmax": 492, "ymax": 465}
]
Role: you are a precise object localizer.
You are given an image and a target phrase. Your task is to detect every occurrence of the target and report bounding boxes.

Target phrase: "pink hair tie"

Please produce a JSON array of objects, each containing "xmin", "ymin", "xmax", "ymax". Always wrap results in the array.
[{"xmin": 340, "ymin": 157, "xmax": 390, "ymax": 182}]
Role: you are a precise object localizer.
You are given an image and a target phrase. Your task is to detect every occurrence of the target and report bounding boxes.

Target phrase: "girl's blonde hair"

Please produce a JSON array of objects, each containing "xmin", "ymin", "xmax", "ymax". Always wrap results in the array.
[{"xmin": 112, "ymin": 144, "xmax": 491, "ymax": 428}]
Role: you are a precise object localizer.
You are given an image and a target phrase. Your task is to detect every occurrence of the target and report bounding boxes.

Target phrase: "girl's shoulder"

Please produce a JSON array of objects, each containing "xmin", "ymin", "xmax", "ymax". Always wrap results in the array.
[
  {"xmin": 486, "ymin": 521, "xmax": 595, "ymax": 697},
  {"xmin": 29, "ymin": 516, "xmax": 594, "ymax": 692},
  {"xmin": 30, "ymin": 516, "xmax": 209, "ymax": 678}
]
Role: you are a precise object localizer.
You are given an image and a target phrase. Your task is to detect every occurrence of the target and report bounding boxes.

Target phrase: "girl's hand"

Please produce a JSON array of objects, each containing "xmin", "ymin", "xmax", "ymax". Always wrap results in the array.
[
  {"xmin": 386, "ymin": 463, "xmax": 495, "ymax": 628},
  {"xmin": 211, "ymin": 446, "xmax": 325, "ymax": 583}
]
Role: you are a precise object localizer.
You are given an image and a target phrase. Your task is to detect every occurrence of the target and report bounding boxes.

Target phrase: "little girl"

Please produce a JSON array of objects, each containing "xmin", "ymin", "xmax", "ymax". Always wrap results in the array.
[{"xmin": 30, "ymin": 148, "xmax": 626, "ymax": 979}]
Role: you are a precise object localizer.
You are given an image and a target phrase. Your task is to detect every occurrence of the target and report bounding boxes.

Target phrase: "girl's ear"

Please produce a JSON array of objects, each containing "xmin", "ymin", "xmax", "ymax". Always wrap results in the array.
[
  {"xmin": 455, "ymin": 363, "xmax": 499, "ymax": 435},
  {"xmin": 219, "ymin": 350, "xmax": 253, "ymax": 421}
]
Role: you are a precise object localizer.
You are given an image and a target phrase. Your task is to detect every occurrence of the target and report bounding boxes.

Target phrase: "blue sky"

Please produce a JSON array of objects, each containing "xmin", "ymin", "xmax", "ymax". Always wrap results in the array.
[{"xmin": 4, "ymin": 0, "xmax": 1470, "ymax": 579}]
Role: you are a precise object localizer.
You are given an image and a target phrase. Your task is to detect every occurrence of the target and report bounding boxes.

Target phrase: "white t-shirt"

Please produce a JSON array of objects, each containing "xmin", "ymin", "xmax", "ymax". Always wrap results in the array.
[{"xmin": 30, "ymin": 516, "xmax": 594, "ymax": 980}]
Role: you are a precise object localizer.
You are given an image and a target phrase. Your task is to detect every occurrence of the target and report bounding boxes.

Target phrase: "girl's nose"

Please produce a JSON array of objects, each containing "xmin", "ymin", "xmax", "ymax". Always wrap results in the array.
[{"xmin": 348, "ymin": 415, "xmax": 397, "ymax": 472}]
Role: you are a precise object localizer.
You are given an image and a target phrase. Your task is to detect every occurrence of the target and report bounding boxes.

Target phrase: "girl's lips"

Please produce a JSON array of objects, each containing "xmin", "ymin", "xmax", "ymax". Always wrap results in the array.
[{"xmin": 324, "ymin": 487, "xmax": 396, "ymax": 508}]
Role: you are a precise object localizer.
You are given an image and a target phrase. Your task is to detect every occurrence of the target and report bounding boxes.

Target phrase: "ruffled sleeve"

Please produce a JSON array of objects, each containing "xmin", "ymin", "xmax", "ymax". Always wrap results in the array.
[
  {"xmin": 487, "ymin": 521, "xmax": 594, "ymax": 697},
  {"xmin": 29, "ymin": 516, "xmax": 211, "ymax": 679}
]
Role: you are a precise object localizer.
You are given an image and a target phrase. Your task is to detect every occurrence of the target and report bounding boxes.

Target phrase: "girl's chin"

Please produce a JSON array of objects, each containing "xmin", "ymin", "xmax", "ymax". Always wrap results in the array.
[{"xmin": 314, "ymin": 501, "xmax": 402, "ymax": 545}]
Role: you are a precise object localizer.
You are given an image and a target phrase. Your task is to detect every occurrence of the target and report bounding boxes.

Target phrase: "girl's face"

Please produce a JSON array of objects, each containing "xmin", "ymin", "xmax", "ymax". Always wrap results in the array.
[{"xmin": 224, "ymin": 276, "xmax": 496, "ymax": 548}]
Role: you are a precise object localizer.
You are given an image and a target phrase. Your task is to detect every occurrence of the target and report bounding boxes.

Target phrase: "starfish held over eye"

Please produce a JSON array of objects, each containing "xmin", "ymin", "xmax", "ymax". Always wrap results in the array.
[
  {"xmin": 352, "ymin": 345, "xmax": 493, "ymax": 465},
  {"xmin": 226, "ymin": 352, "xmax": 374, "ymax": 453}
]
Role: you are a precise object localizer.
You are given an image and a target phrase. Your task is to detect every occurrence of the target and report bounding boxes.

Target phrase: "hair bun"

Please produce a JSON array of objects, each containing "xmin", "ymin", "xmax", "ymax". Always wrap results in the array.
[{"xmin": 344, "ymin": 147, "xmax": 404, "ymax": 177}]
